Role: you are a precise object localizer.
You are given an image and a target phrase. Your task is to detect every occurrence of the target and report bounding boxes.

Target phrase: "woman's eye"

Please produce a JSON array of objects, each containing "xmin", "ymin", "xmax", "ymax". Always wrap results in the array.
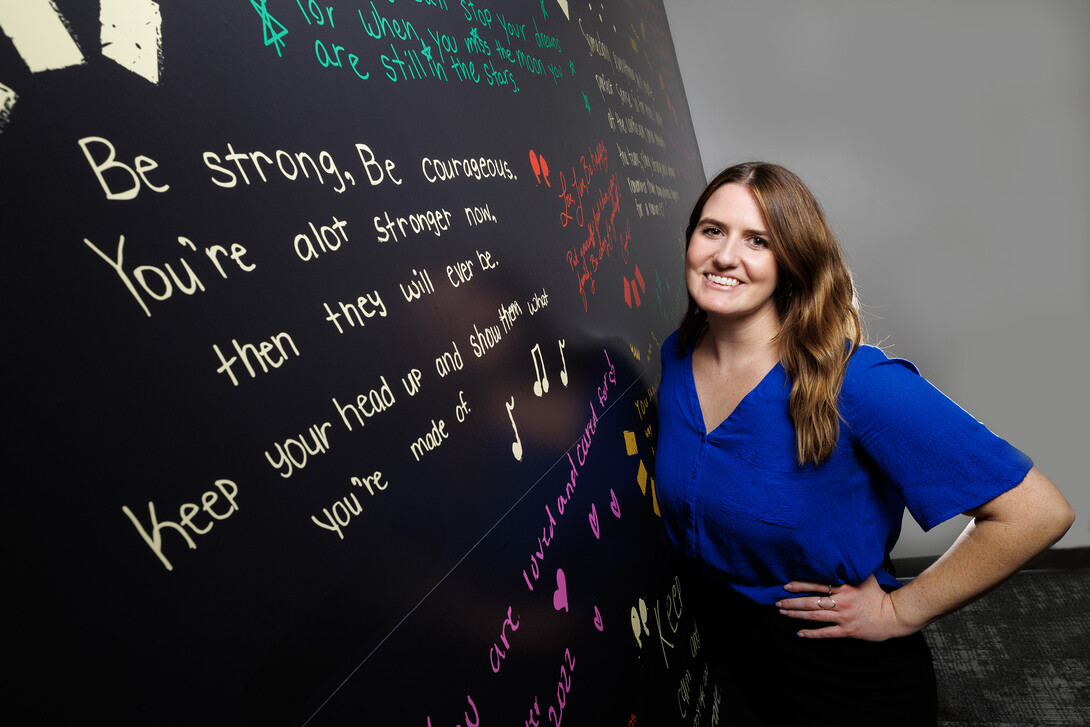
[
  {"xmin": 748, "ymin": 236, "xmax": 769, "ymax": 248},
  {"xmin": 702, "ymin": 226, "xmax": 722, "ymax": 237}
]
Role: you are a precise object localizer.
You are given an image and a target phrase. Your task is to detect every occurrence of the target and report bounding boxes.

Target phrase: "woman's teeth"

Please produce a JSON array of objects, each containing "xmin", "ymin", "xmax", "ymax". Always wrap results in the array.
[{"xmin": 706, "ymin": 273, "xmax": 740, "ymax": 287}]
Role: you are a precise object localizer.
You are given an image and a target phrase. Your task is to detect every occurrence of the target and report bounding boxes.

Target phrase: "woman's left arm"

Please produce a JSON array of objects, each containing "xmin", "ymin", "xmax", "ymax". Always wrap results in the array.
[{"xmin": 777, "ymin": 466, "xmax": 1075, "ymax": 640}]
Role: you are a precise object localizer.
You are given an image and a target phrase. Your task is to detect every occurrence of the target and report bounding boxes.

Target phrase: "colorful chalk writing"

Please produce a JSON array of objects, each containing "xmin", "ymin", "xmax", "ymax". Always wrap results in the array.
[
  {"xmin": 655, "ymin": 266, "xmax": 687, "ymax": 324},
  {"xmin": 120, "ymin": 479, "xmax": 240, "ymax": 572},
  {"xmin": 312, "ymin": 479, "xmax": 386, "ymax": 539},
  {"xmin": 264, "ymin": 421, "xmax": 333, "ymax": 478},
  {"xmin": 83, "ymin": 232, "xmax": 256, "ymax": 318},
  {"xmin": 520, "ymin": 348, "xmax": 611, "ymax": 590},
  {"xmin": 631, "ymin": 574, "xmax": 687, "ymax": 669},
  {"xmin": 547, "ymin": 648, "xmax": 576, "ymax": 726},
  {"xmin": 427, "ymin": 694, "xmax": 480, "ymax": 727},
  {"xmin": 342, "ymin": 0, "xmax": 576, "ymax": 93},
  {"xmin": 286, "ymin": 1, "xmax": 372, "ymax": 79},
  {"xmin": 488, "ymin": 604, "xmax": 521, "ymax": 673},
  {"xmin": 6, "ymin": 0, "xmax": 713, "ymax": 722},
  {"xmin": 252, "ymin": 0, "xmax": 289, "ymax": 57},
  {"xmin": 214, "ymin": 331, "xmax": 301, "ymax": 386},
  {"xmin": 200, "ymin": 141, "xmax": 368, "ymax": 191},
  {"xmin": 559, "ymin": 159, "xmax": 633, "ymax": 312},
  {"xmin": 322, "ymin": 289, "xmax": 388, "ymax": 333},
  {"xmin": 421, "ymin": 154, "xmax": 516, "ymax": 182}
]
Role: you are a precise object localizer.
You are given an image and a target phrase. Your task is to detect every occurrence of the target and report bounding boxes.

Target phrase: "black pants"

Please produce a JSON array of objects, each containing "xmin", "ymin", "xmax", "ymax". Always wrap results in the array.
[{"xmin": 693, "ymin": 574, "xmax": 938, "ymax": 726}]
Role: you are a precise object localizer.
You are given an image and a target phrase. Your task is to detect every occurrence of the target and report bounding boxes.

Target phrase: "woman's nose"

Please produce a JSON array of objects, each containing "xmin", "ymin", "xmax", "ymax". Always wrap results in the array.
[{"xmin": 712, "ymin": 236, "xmax": 741, "ymax": 266}]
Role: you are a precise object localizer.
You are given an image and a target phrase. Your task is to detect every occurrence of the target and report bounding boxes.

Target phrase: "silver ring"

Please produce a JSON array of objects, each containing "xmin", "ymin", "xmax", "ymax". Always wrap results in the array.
[
  {"xmin": 818, "ymin": 596, "xmax": 836, "ymax": 610},
  {"xmin": 828, "ymin": 584, "xmax": 834, "ymax": 595}
]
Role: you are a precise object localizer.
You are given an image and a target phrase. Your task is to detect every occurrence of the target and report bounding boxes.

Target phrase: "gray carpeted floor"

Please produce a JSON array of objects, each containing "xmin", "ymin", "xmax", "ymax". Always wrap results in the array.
[{"xmin": 920, "ymin": 569, "xmax": 1090, "ymax": 726}]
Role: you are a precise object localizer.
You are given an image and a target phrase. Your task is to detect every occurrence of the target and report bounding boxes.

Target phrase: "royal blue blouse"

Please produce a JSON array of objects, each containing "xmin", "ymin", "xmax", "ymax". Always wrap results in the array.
[{"xmin": 655, "ymin": 330, "xmax": 1033, "ymax": 605}]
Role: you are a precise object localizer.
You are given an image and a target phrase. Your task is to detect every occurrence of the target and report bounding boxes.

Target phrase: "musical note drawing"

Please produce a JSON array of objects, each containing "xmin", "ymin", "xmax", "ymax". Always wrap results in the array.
[
  {"xmin": 531, "ymin": 343, "xmax": 549, "ymax": 396},
  {"xmin": 530, "ymin": 340, "xmax": 568, "ymax": 397},
  {"xmin": 558, "ymin": 338, "xmax": 569, "ymax": 387},
  {"xmin": 506, "ymin": 396, "xmax": 523, "ymax": 461}
]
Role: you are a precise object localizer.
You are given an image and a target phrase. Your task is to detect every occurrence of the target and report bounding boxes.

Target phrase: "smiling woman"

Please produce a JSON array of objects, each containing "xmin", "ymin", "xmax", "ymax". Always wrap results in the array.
[
  {"xmin": 655, "ymin": 161, "xmax": 1074, "ymax": 725},
  {"xmin": 678, "ymin": 163, "xmax": 860, "ymax": 464},
  {"xmin": 684, "ymin": 183, "xmax": 779, "ymax": 329}
]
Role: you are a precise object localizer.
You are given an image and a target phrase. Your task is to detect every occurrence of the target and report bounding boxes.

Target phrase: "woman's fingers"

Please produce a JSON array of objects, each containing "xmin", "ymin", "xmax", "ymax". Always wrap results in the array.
[
  {"xmin": 783, "ymin": 580, "xmax": 836, "ymax": 595},
  {"xmin": 775, "ymin": 594, "xmax": 839, "ymax": 618},
  {"xmin": 778, "ymin": 575, "xmax": 908, "ymax": 641}
]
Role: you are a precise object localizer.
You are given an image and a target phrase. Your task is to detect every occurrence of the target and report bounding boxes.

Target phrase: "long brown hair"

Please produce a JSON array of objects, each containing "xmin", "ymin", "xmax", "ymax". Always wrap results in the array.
[{"xmin": 677, "ymin": 162, "xmax": 863, "ymax": 464}]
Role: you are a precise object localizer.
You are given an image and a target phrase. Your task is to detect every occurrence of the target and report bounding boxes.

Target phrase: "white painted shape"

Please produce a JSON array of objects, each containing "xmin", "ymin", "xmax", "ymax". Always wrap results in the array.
[
  {"xmin": 100, "ymin": 0, "xmax": 162, "ymax": 85},
  {"xmin": 0, "ymin": 0, "xmax": 84, "ymax": 72},
  {"xmin": 555, "ymin": 0, "xmax": 569, "ymax": 21},
  {"xmin": 0, "ymin": 82, "xmax": 16, "ymax": 132}
]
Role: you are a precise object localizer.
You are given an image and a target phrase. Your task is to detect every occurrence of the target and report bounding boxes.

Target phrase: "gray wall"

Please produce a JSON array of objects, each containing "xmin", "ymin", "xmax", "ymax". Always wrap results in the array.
[{"xmin": 663, "ymin": 0, "xmax": 1089, "ymax": 557}]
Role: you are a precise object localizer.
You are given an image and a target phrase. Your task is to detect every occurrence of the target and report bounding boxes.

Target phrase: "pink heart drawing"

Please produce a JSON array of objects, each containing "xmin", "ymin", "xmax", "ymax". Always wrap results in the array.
[
  {"xmin": 553, "ymin": 568, "xmax": 569, "ymax": 613},
  {"xmin": 593, "ymin": 605, "xmax": 604, "ymax": 631},
  {"xmin": 610, "ymin": 488, "xmax": 621, "ymax": 518},
  {"xmin": 589, "ymin": 503, "xmax": 600, "ymax": 539}
]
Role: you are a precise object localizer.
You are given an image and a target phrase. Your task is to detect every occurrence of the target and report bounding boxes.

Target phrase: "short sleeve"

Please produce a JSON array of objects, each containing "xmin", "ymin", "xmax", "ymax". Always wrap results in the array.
[{"xmin": 841, "ymin": 347, "xmax": 1033, "ymax": 530}]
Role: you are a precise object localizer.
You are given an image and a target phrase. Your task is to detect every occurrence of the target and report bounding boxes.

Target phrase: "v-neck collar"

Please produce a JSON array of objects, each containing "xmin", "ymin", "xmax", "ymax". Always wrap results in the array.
[{"xmin": 684, "ymin": 347, "xmax": 784, "ymax": 436}]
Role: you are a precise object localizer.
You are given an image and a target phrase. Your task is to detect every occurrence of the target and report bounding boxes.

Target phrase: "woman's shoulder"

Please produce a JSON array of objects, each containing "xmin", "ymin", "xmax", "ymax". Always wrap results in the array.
[
  {"xmin": 841, "ymin": 344, "xmax": 925, "ymax": 408},
  {"xmin": 661, "ymin": 329, "xmax": 687, "ymax": 363},
  {"xmin": 845, "ymin": 344, "xmax": 920, "ymax": 378},
  {"xmin": 664, "ymin": 329, "xmax": 681, "ymax": 349}
]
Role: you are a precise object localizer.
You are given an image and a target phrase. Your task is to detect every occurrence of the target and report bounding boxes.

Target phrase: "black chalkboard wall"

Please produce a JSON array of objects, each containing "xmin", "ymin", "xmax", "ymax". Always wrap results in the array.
[{"xmin": 2, "ymin": 1, "xmax": 719, "ymax": 724}]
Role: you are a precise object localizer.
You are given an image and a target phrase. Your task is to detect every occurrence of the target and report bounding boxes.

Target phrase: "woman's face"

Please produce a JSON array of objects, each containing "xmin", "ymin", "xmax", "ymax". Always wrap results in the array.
[{"xmin": 686, "ymin": 183, "xmax": 780, "ymax": 328}]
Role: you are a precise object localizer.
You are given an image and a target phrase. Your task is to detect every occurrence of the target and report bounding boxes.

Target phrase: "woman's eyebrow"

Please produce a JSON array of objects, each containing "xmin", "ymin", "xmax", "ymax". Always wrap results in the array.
[{"xmin": 697, "ymin": 216, "xmax": 770, "ymax": 237}]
